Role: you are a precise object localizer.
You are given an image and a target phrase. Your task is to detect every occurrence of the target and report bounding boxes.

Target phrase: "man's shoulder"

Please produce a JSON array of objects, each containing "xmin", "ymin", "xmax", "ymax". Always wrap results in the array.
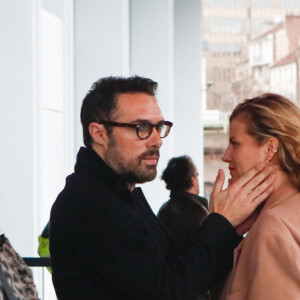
[
  {"xmin": 51, "ymin": 172, "xmax": 124, "ymax": 216},
  {"xmin": 157, "ymin": 199, "xmax": 170, "ymax": 211},
  {"xmin": 157, "ymin": 196, "xmax": 208, "ymax": 224},
  {"xmin": 170, "ymin": 194, "xmax": 207, "ymax": 212},
  {"xmin": 56, "ymin": 172, "xmax": 103, "ymax": 196}
]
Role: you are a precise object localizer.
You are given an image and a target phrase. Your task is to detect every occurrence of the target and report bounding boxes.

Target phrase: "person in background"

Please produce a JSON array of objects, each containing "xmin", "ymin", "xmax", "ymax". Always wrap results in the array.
[
  {"xmin": 50, "ymin": 76, "xmax": 275, "ymax": 300},
  {"xmin": 158, "ymin": 155, "xmax": 209, "ymax": 300},
  {"xmin": 38, "ymin": 221, "xmax": 51, "ymax": 273},
  {"xmin": 217, "ymin": 93, "xmax": 300, "ymax": 299},
  {"xmin": 158, "ymin": 155, "xmax": 209, "ymax": 247}
]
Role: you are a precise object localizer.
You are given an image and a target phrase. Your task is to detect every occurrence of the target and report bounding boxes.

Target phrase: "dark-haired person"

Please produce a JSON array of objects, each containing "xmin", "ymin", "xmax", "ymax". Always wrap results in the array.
[
  {"xmin": 158, "ymin": 156, "xmax": 209, "ymax": 247},
  {"xmin": 158, "ymin": 156, "xmax": 209, "ymax": 300},
  {"xmin": 50, "ymin": 76, "xmax": 275, "ymax": 300}
]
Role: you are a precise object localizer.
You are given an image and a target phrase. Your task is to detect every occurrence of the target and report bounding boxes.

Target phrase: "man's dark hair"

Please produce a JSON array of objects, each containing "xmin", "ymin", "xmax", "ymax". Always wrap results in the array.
[
  {"xmin": 161, "ymin": 155, "xmax": 197, "ymax": 191},
  {"xmin": 80, "ymin": 75, "xmax": 158, "ymax": 148}
]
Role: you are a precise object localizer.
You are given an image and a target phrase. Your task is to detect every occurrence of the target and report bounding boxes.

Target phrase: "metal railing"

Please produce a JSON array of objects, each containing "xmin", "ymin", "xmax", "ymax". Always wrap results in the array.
[{"xmin": 22, "ymin": 257, "xmax": 51, "ymax": 267}]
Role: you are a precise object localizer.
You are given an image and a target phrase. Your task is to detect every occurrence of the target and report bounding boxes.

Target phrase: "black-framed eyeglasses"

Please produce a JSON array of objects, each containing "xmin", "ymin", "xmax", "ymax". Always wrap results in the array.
[{"xmin": 98, "ymin": 120, "xmax": 173, "ymax": 139}]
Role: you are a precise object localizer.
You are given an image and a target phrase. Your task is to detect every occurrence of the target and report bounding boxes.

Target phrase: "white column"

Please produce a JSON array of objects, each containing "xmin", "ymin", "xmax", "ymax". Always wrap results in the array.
[
  {"xmin": 0, "ymin": 0, "xmax": 36, "ymax": 255},
  {"xmin": 130, "ymin": 0, "xmax": 204, "ymax": 209},
  {"xmin": 37, "ymin": 1, "xmax": 74, "ymax": 298},
  {"xmin": 173, "ymin": 0, "xmax": 204, "ymax": 196},
  {"xmin": 74, "ymin": 0, "xmax": 130, "ymax": 150},
  {"xmin": 0, "ymin": 1, "xmax": 73, "ymax": 298},
  {"xmin": 73, "ymin": 0, "xmax": 204, "ymax": 211},
  {"xmin": 130, "ymin": 0, "xmax": 174, "ymax": 213}
]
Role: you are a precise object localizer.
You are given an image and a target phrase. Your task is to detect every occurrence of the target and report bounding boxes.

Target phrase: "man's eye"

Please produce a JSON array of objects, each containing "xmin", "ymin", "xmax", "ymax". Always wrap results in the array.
[{"xmin": 138, "ymin": 123, "xmax": 151, "ymax": 131}]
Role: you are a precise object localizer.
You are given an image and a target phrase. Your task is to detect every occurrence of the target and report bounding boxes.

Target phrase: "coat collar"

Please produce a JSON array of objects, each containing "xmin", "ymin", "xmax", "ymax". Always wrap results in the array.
[
  {"xmin": 75, "ymin": 147, "xmax": 181, "ymax": 250},
  {"xmin": 262, "ymin": 183, "xmax": 299, "ymax": 211},
  {"xmin": 74, "ymin": 147, "xmax": 130, "ymax": 194}
]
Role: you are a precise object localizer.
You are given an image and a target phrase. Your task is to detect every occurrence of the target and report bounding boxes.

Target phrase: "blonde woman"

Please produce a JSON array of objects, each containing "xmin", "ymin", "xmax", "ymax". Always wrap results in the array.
[{"xmin": 217, "ymin": 93, "xmax": 300, "ymax": 299}]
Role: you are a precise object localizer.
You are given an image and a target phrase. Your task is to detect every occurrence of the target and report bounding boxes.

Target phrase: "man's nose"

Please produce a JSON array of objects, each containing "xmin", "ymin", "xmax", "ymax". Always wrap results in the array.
[{"xmin": 147, "ymin": 127, "xmax": 163, "ymax": 148}]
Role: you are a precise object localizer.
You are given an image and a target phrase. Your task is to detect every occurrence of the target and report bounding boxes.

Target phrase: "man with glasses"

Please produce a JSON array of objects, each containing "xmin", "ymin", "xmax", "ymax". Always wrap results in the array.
[{"xmin": 50, "ymin": 76, "xmax": 275, "ymax": 300}]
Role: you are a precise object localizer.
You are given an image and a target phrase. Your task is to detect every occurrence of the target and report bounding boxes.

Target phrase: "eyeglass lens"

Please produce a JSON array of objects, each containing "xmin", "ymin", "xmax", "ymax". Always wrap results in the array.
[{"xmin": 137, "ymin": 123, "xmax": 170, "ymax": 139}]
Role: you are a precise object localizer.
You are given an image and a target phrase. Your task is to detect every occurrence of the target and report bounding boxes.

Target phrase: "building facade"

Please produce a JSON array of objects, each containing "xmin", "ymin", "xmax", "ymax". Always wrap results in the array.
[{"xmin": 202, "ymin": 0, "xmax": 300, "ymax": 197}]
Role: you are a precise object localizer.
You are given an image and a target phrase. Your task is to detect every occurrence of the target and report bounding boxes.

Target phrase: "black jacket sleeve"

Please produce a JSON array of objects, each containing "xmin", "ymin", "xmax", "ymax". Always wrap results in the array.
[
  {"xmin": 50, "ymin": 175, "xmax": 241, "ymax": 300},
  {"xmin": 72, "ymin": 207, "xmax": 240, "ymax": 299}
]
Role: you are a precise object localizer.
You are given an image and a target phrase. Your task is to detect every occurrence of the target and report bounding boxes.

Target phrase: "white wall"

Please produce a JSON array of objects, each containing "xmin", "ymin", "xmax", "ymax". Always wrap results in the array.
[
  {"xmin": 249, "ymin": 35, "xmax": 273, "ymax": 67},
  {"xmin": 74, "ymin": 0, "xmax": 130, "ymax": 150},
  {"xmin": 38, "ymin": 1, "xmax": 74, "ymax": 298},
  {"xmin": 173, "ymin": 0, "xmax": 204, "ymax": 197},
  {"xmin": 0, "ymin": 1, "xmax": 204, "ymax": 298},
  {"xmin": 130, "ymin": 0, "xmax": 175, "ymax": 212},
  {"xmin": 0, "ymin": 1, "xmax": 73, "ymax": 299},
  {"xmin": 74, "ymin": 0, "xmax": 204, "ymax": 213},
  {"xmin": 0, "ymin": 0, "xmax": 36, "ymax": 257},
  {"xmin": 270, "ymin": 63, "xmax": 297, "ymax": 102}
]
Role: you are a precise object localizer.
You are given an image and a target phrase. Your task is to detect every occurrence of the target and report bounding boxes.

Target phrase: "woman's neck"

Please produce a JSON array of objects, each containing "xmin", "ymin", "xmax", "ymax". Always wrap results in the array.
[{"xmin": 266, "ymin": 165, "xmax": 298, "ymax": 204}]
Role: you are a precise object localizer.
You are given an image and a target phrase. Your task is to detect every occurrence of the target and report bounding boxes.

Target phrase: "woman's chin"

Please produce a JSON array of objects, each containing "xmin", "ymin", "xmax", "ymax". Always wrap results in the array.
[{"xmin": 229, "ymin": 175, "xmax": 239, "ymax": 185}]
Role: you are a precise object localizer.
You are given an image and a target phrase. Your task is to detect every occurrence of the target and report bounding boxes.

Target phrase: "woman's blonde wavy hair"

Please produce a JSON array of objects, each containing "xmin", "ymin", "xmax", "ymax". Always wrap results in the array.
[{"xmin": 230, "ymin": 93, "xmax": 300, "ymax": 190}]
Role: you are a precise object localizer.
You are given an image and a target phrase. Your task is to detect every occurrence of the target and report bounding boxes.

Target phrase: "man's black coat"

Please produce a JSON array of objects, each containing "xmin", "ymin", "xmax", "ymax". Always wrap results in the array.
[{"xmin": 50, "ymin": 147, "xmax": 241, "ymax": 300}]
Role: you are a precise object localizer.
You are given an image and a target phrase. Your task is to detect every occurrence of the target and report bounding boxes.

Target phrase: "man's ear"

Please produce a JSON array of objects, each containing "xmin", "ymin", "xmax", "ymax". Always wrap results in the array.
[
  {"xmin": 189, "ymin": 175, "xmax": 199, "ymax": 195},
  {"xmin": 88, "ymin": 122, "xmax": 109, "ymax": 148},
  {"xmin": 266, "ymin": 137, "xmax": 279, "ymax": 162},
  {"xmin": 191, "ymin": 175, "xmax": 197, "ymax": 187}
]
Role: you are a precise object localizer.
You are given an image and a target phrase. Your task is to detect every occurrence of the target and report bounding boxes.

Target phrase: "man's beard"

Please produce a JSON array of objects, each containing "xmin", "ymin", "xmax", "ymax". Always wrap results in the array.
[{"xmin": 104, "ymin": 135, "xmax": 159, "ymax": 185}]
